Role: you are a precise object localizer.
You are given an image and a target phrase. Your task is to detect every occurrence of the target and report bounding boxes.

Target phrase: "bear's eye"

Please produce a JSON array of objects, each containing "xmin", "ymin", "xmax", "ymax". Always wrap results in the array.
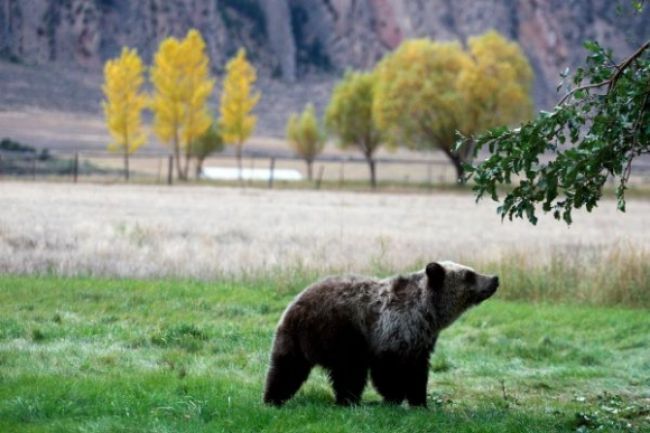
[{"xmin": 463, "ymin": 271, "xmax": 476, "ymax": 284}]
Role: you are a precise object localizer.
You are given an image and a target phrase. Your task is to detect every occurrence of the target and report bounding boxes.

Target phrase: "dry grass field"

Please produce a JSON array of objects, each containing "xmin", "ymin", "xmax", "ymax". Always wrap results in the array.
[
  {"xmin": 1, "ymin": 183, "xmax": 649, "ymax": 433},
  {"xmin": 1, "ymin": 181, "xmax": 648, "ymax": 281}
]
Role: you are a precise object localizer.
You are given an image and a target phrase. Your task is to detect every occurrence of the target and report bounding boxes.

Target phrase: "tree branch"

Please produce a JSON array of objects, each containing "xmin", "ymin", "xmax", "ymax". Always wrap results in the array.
[{"xmin": 558, "ymin": 40, "xmax": 650, "ymax": 106}]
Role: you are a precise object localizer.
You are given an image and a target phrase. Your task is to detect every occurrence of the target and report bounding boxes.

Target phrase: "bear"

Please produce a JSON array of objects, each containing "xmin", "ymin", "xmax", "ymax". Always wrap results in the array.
[{"xmin": 263, "ymin": 261, "xmax": 499, "ymax": 407}]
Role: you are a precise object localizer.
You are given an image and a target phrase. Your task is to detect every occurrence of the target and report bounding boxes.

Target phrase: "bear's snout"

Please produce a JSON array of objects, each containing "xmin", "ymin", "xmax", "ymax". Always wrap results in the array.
[
  {"xmin": 485, "ymin": 275, "xmax": 499, "ymax": 297},
  {"xmin": 489, "ymin": 276, "xmax": 499, "ymax": 293},
  {"xmin": 474, "ymin": 275, "xmax": 499, "ymax": 304}
]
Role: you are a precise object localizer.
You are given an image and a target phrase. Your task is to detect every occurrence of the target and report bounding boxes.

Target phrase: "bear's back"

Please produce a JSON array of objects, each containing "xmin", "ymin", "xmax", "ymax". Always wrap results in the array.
[{"xmin": 287, "ymin": 275, "xmax": 383, "ymax": 322}]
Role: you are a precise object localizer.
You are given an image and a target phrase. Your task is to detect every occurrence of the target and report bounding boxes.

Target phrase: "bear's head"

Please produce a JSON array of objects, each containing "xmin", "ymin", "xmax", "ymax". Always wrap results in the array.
[{"xmin": 425, "ymin": 261, "xmax": 499, "ymax": 329}]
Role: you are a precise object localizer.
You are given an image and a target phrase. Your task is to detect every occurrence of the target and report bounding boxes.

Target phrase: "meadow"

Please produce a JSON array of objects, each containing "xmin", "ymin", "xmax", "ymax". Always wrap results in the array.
[
  {"xmin": 0, "ymin": 275, "xmax": 648, "ymax": 433},
  {"xmin": 0, "ymin": 182, "xmax": 648, "ymax": 270},
  {"xmin": 1, "ymin": 182, "xmax": 649, "ymax": 432},
  {"xmin": 1, "ymin": 181, "xmax": 649, "ymax": 306}
]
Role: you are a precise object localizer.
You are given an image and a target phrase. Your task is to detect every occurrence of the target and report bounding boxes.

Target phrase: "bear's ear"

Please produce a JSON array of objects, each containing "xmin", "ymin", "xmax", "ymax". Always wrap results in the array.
[{"xmin": 426, "ymin": 262, "xmax": 445, "ymax": 290}]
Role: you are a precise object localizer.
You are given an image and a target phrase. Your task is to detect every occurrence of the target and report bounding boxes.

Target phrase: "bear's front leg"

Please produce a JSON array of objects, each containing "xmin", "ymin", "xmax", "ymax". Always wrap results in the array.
[
  {"xmin": 370, "ymin": 352, "xmax": 407, "ymax": 404},
  {"xmin": 404, "ymin": 354, "xmax": 431, "ymax": 407}
]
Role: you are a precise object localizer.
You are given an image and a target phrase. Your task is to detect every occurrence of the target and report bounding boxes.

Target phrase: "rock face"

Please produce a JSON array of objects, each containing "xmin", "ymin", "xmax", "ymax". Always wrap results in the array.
[
  {"xmin": 0, "ymin": 0, "xmax": 269, "ymax": 71},
  {"xmin": 290, "ymin": 0, "xmax": 650, "ymax": 106},
  {"xmin": 260, "ymin": 0, "xmax": 296, "ymax": 81},
  {"xmin": 1, "ymin": 0, "xmax": 649, "ymax": 107}
]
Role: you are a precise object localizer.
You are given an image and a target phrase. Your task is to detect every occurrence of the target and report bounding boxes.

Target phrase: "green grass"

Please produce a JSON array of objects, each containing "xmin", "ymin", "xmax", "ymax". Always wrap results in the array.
[{"xmin": 0, "ymin": 275, "xmax": 648, "ymax": 432}]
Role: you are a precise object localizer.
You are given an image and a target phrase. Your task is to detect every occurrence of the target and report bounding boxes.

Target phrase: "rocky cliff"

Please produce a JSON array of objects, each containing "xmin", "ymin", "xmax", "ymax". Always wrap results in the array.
[{"xmin": 1, "ymin": 0, "xmax": 649, "ymax": 107}]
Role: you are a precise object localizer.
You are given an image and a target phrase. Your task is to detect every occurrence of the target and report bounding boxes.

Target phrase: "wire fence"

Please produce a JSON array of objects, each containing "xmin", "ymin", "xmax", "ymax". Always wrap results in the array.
[
  {"xmin": 0, "ymin": 150, "xmax": 462, "ymax": 188},
  {"xmin": 2, "ymin": 149, "xmax": 650, "ymax": 189}
]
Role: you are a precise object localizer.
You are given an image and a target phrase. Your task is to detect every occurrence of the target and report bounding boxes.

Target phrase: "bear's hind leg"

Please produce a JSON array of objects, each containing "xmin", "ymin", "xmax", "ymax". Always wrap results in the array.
[
  {"xmin": 263, "ymin": 352, "xmax": 312, "ymax": 406},
  {"xmin": 329, "ymin": 362, "xmax": 368, "ymax": 406}
]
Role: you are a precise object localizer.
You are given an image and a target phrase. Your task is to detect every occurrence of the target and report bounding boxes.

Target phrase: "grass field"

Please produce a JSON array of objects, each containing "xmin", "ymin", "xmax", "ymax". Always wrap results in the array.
[
  {"xmin": 0, "ymin": 275, "xmax": 648, "ymax": 433},
  {"xmin": 1, "ymin": 182, "xmax": 649, "ymax": 431},
  {"xmin": 2, "ymin": 182, "xmax": 649, "ymax": 281}
]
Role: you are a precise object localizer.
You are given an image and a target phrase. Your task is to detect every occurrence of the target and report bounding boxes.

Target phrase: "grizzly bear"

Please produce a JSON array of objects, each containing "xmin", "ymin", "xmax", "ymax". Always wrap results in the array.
[{"xmin": 263, "ymin": 261, "xmax": 499, "ymax": 407}]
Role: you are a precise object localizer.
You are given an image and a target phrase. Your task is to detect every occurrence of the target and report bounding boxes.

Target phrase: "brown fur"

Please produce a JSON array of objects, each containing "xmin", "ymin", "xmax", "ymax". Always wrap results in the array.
[{"xmin": 263, "ymin": 261, "xmax": 498, "ymax": 407}]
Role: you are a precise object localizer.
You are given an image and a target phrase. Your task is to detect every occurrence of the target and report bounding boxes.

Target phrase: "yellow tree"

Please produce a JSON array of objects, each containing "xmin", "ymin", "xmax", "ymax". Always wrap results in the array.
[
  {"xmin": 286, "ymin": 103, "xmax": 326, "ymax": 180},
  {"xmin": 373, "ymin": 39, "xmax": 471, "ymax": 180},
  {"xmin": 458, "ymin": 30, "xmax": 534, "ymax": 160},
  {"xmin": 219, "ymin": 48, "xmax": 261, "ymax": 179},
  {"xmin": 151, "ymin": 29, "xmax": 214, "ymax": 180},
  {"xmin": 102, "ymin": 47, "xmax": 148, "ymax": 181},
  {"xmin": 325, "ymin": 71, "xmax": 384, "ymax": 188},
  {"xmin": 373, "ymin": 33, "xmax": 533, "ymax": 181},
  {"xmin": 151, "ymin": 37, "xmax": 184, "ymax": 178}
]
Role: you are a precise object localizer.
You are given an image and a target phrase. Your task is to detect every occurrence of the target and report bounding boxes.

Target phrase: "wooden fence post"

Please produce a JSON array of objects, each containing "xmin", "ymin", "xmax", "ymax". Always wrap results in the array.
[
  {"xmin": 268, "ymin": 157, "xmax": 275, "ymax": 189},
  {"xmin": 249, "ymin": 157, "xmax": 255, "ymax": 187},
  {"xmin": 32, "ymin": 156, "xmax": 37, "ymax": 181},
  {"xmin": 73, "ymin": 152, "xmax": 79, "ymax": 183},
  {"xmin": 427, "ymin": 162, "xmax": 433, "ymax": 190},
  {"xmin": 315, "ymin": 165, "xmax": 325, "ymax": 190}
]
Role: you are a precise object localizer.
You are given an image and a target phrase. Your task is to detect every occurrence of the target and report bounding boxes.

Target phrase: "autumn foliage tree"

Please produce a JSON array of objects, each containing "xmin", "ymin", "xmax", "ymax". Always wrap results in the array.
[
  {"xmin": 192, "ymin": 122, "xmax": 224, "ymax": 179},
  {"xmin": 151, "ymin": 29, "xmax": 214, "ymax": 180},
  {"xmin": 457, "ymin": 31, "xmax": 534, "ymax": 159},
  {"xmin": 286, "ymin": 103, "xmax": 326, "ymax": 181},
  {"xmin": 373, "ymin": 40, "xmax": 470, "ymax": 180},
  {"xmin": 219, "ymin": 48, "xmax": 260, "ymax": 179},
  {"xmin": 373, "ymin": 32, "xmax": 533, "ymax": 181},
  {"xmin": 325, "ymin": 71, "xmax": 384, "ymax": 188},
  {"xmin": 151, "ymin": 37, "xmax": 184, "ymax": 178},
  {"xmin": 102, "ymin": 47, "xmax": 148, "ymax": 181}
]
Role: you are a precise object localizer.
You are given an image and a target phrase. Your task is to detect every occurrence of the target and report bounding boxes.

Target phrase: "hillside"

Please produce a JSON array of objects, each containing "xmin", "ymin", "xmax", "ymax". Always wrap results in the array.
[{"xmin": 2, "ymin": 1, "xmax": 649, "ymax": 108}]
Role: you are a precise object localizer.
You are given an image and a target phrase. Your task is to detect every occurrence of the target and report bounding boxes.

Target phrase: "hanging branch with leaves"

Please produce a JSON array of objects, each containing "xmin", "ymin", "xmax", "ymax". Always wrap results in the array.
[{"xmin": 464, "ymin": 39, "xmax": 650, "ymax": 225}]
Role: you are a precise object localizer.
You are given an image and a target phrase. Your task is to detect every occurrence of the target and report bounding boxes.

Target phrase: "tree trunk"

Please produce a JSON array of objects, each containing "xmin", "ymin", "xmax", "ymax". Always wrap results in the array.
[
  {"xmin": 195, "ymin": 158, "xmax": 204, "ymax": 180},
  {"xmin": 183, "ymin": 140, "xmax": 191, "ymax": 182},
  {"xmin": 174, "ymin": 131, "xmax": 184, "ymax": 180},
  {"xmin": 450, "ymin": 154, "xmax": 464, "ymax": 183},
  {"xmin": 441, "ymin": 146, "xmax": 465, "ymax": 183},
  {"xmin": 366, "ymin": 157, "xmax": 376, "ymax": 189},
  {"xmin": 123, "ymin": 147, "xmax": 129, "ymax": 181},
  {"xmin": 236, "ymin": 144, "xmax": 243, "ymax": 183},
  {"xmin": 306, "ymin": 160, "xmax": 313, "ymax": 181}
]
